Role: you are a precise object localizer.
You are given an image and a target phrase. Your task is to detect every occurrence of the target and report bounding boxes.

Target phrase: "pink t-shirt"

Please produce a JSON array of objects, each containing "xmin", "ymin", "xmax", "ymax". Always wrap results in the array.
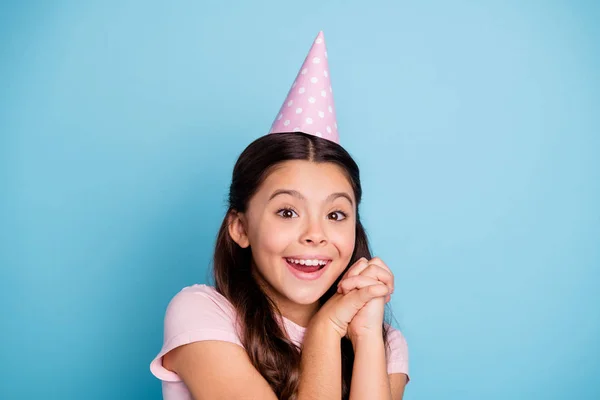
[{"xmin": 150, "ymin": 284, "xmax": 409, "ymax": 399}]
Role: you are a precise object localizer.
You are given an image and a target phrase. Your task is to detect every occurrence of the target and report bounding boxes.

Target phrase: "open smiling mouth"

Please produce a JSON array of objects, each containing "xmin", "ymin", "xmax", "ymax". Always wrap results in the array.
[{"xmin": 285, "ymin": 258, "xmax": 331, "ymax": 274}]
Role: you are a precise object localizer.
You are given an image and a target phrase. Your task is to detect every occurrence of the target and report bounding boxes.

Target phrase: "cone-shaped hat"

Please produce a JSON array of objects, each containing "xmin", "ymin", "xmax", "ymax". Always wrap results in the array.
[{"xmin": 269, "ymin": 31, "xmax": 339, "ymax": 143}]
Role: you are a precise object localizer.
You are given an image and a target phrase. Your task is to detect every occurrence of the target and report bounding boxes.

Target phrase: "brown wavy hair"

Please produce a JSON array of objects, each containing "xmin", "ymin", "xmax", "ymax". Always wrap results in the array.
[{"xmin": 212, "ymin": 132, "xmax": 390, "ymax": 400}]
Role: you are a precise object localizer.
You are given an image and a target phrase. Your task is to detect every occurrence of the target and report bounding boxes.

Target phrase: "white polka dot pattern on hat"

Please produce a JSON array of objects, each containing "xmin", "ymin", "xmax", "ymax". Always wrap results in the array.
[{"xmin": 268, "ymin": 31, "xmax": 340, "ymax": 143}]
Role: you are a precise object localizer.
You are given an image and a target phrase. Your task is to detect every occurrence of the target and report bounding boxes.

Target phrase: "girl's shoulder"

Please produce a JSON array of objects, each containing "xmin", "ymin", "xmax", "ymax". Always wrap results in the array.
[
  {"xmin": 175, "ymin": 283, "xmax": 221, "ymax": 297},
  {"xmin": 167, "ymin": 283, "xmax": 237, "ymax": 317},
  {"xmin": 163, "ymin": 284, "xmax": 242, "ymax": 340},
  {"xmin": 150, "ymin": 284, "xmax": 243, "ymax": 382},
  {"xmin": 173, "ymin": 283, "xmax": 230, "ymax": 306}
]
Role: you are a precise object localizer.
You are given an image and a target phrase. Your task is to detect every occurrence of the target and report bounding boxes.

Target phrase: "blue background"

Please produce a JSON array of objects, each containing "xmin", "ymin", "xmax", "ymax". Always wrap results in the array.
[{"xmin": 1, "ymin": 0, "xmax": 599, "ymax": 399}]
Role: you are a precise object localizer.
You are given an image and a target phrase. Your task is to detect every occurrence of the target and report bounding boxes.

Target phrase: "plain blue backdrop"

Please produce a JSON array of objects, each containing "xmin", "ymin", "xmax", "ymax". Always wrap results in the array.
[{"xmin": 1, "ymin": 0, "xmax": 599, "ymax": 399}]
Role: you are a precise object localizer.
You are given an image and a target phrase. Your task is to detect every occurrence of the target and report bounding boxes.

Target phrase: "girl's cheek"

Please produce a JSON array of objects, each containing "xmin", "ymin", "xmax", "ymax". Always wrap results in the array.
[{"xmin": 330, "ymin": 231, "xmax": 356, "ymax": 258}]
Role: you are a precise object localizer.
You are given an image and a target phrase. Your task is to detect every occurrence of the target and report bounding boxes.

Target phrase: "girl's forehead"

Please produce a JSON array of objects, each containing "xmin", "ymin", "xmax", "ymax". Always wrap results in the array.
[
  {"xmin": 259, "ymin": 161, "xmax": 354, "ymax": 198},
  {"xmin": 266, "ymin": 160, "xmax": 349, "ymax": 184}
]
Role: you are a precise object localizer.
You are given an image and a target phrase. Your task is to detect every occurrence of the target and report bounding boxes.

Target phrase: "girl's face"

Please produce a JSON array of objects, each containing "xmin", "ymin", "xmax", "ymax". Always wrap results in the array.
[{"xmin": 230, "ymin": 160, "xmax": 356, "ymax": 309}]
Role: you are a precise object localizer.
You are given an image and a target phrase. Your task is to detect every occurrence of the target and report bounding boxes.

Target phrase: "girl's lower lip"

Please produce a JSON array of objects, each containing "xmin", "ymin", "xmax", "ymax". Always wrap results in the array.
[{"xmin": 284, "ymin": 259, "xmax": 330, "ymax": 281}]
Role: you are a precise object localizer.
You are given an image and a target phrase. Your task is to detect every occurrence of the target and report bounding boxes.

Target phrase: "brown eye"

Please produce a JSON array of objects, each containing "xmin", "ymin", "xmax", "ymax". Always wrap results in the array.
[
  {"xmin": 328, "ymin": 211, "xmax": 346, "ymax": 221},
  {"xmin": 277, "ymin": 208, "xmax": 298, "ymax": 219}
]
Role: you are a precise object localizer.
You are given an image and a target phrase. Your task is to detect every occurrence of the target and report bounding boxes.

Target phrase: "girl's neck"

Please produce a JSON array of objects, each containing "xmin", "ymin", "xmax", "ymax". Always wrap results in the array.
[
  {"xmin": 251, "ymin": 268, "xmax": 319, "ymax": 328},
  {"xmin": 276, "ymin": 298, "xmax": 319, "ymax": 328}
]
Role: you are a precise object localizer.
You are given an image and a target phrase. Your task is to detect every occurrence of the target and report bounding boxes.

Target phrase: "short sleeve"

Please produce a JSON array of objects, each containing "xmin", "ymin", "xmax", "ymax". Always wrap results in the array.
[
  {"xmin": 385, "ymin": 325, "xmax": 410, "ymax": 380},
  {"xmin": 150, "ymin": 285, "xmax": 244, "ymax": 382}
]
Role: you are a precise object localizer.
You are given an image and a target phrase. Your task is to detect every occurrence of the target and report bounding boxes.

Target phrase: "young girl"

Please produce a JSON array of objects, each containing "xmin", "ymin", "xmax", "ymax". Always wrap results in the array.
[{"xmin": 150, "ymin": 31, "xmax": 409, "ymax": 400}]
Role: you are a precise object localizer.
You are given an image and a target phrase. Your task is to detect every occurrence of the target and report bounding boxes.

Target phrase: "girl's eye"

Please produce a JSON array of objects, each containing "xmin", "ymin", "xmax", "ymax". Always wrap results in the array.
[
  {"xmin": 328, "ymin": 211, "xmax": 347, "ymax": 221},
  {"xmin": 277, "ymin": 208, "xmax": 298, "ymax": 219}
]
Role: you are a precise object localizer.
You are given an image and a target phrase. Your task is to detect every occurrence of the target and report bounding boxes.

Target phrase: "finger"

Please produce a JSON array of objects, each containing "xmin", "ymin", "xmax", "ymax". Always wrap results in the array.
[
  {"xmin": 338, "ymin": 275, "xmax": 383, "ymax": 294},
  {"xmin": 338, "ymin": 279, "xmax": 393, "ymax": 303},
  {"xmin": 347, "ymin": 257, "xmax": 393, "ymax": 281},
  {"xmin": 367, "ymin": 257, "xmax": 393, "ymax": 276},
  {"xmin": 354, "ymin": 282, "xmax": 389, "ymax": 305},
  {"xmin": 340, "ymin": 257, "xmax": 369, "ymax": 281},
  {"xmin": 357, "ymin": 264, "xmax": 394, "ymax": 293},
  {"xmin": 338, "ymin": 282, "xmax": 389, "ymax": 318},
  {"xmin": 339, "ymin": 263, "xmax": 393, "ymax": 293},
  {"xmin": 331, "ymin": 283, "xmax": 388, "ymax": 327},
  {"xmin": 346, "ymin": 257, "xmax": 370, "ymax": 278},
  {"xmin": 337, "ymin": 278, "xmax": 393, "ymax": 303}
]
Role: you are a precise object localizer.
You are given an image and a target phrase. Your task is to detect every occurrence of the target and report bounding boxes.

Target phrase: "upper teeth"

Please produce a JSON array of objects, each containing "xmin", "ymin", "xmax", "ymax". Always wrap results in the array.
[{"xmin": 287, "ymin": 258, "xmax": 328, "ymax": 266}]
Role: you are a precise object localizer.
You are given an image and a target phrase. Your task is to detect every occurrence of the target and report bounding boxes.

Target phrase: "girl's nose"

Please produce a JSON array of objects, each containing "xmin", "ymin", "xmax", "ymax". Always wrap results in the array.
[{"xmin": 301, "ymin": 220, "xmax": 327, "ymax": 245}]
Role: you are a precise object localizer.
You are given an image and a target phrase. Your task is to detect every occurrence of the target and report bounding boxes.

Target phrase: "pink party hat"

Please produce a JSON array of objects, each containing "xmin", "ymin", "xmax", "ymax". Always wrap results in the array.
[{"xmin": 269, "ymin": 31, "xmax": 340, "ymax": 143}]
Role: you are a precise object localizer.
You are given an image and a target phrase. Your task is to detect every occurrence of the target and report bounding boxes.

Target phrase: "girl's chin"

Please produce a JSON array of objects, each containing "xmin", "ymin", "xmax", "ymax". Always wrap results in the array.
[{"xmin": 283, "ymin": 286, "xmax": 331, "ymax": 305}]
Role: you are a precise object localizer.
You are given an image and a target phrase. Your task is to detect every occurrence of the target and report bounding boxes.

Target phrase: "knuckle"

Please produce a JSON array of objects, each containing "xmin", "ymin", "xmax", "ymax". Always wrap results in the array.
[
  {"xmin": 364, "ymin": 264, "xmax": 379, "ymax": 274},
  {"xmin": 349, "ymin": 269, "xmax": 361, "ymax": 277},
  {"xmin": 353, "ymin": 257, "xmax": 366, "ymax": 266}
]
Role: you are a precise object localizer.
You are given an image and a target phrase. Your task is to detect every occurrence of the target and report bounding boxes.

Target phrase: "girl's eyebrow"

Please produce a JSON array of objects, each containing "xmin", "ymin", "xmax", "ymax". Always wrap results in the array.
[{"xmin": 268, "ymin": 189, "xmax": 354, "ymax": 206}]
